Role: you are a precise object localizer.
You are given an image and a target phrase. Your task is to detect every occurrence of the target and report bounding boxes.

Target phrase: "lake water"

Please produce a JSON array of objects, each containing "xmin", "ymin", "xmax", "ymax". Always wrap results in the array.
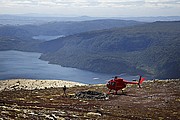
[
  {"xmin": 0, "ymin": 50, "xmax": 138, "ymax": 84},
  {"xmin": 32, "ymin": 35, "xmax": 65, "ymax": 41}
]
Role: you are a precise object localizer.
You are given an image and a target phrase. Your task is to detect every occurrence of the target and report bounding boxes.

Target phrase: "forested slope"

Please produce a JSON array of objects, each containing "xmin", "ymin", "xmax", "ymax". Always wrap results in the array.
[
  {"xmin": 0, "ymin": 20, "xmax": 179, "ymax": 79},
  {"xmin": 0, "ymin": 19, "xmax": 143, "ymax": 51},
  {"xmin": 40, "ymin": 21, "xmax": 180, "ymax": 79}
]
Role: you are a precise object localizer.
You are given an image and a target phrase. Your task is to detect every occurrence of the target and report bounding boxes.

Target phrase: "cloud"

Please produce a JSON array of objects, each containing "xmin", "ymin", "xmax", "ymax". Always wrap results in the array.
[
  {"xmin": 144, "ymin": 0, "xmax": 180, "ymax": 9},
  {"xmin": 1, "ymin": 0, "xmax": 179, "ymax": 8},
  {"xmin": 145, "ymin": 0, "xmax": 180, "ymax": 5},
  {"xmin": 0, "ymin": 0, "xmax": 179, "ymax": 16},
  {"xmin": 0, "ymin": 0, "xmax": 38, "ymax": 6}
]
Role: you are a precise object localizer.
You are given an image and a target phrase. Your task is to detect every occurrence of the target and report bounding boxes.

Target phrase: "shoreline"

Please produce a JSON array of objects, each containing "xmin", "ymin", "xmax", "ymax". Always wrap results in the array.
[{"xmin": 0, "ymin": 79, "xmax": 86, "ymax": 91}]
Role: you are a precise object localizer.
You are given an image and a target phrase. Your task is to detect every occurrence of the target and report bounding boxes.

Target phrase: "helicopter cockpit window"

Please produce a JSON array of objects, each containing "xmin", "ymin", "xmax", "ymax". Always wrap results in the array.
[{"xmin": 111, "ymin": 82, "xmax": 116, "ymax": 86}]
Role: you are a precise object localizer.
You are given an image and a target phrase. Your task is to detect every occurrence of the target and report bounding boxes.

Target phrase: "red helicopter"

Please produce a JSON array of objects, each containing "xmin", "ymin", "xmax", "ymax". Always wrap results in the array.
[{"xmin": 106, "ymin": 75, "xmax": 145, "ymax": 94}]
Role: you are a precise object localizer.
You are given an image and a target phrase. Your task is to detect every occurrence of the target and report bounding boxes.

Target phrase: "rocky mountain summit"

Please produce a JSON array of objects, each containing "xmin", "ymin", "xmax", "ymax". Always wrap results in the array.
[{"xmin": 0, "ymin": 79, "xmax": 179, "ymax": 119}]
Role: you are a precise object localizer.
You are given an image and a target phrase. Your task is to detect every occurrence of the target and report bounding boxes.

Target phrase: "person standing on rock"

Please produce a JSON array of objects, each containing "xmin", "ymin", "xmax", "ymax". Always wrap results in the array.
[{"xmin": 63, "ymin": 85, "xmax": 67, "ymax": 97}]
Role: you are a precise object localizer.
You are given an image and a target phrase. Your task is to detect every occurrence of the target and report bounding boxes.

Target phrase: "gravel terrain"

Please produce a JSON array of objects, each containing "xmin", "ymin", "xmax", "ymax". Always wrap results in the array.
[{"xmin": 0, "ymin": 79, "xmax": 179, "ymax": 119}]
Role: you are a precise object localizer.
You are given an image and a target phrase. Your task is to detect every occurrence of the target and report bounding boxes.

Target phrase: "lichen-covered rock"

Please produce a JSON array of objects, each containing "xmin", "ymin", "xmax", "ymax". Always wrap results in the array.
[{"xmin": 75, "ymin": 90, "xmax": 108, "ymax": 100}]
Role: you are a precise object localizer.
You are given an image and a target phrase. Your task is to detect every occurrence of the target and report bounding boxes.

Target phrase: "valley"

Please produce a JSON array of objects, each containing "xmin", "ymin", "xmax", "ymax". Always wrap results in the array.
[{"xmin": 0, "ymin": 19, "xmax": 179, "ymax": 80}]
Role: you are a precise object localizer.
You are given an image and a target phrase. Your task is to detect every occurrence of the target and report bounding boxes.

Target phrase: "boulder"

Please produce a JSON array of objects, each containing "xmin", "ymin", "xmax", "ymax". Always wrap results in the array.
[{"xmin": 75, "ymin": 90, "xmax": 108, "ymax": 100}]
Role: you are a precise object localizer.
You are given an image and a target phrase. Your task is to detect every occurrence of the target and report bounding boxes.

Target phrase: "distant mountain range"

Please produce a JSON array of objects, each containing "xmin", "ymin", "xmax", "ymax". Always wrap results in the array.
[
  {"xmin": 0, "ymin": 18, "xmax": 179, "ymax": 79},
  {"xmin": 0, "ymin": 14, "xmax": 180, "ymax": 25},
  {"xmin": 0, "ymin": 19, "xmax": 143, "ymax": 52},
  {"xmin": 0, "ymin": 19, "xmax": 143, "ymax": 37}
]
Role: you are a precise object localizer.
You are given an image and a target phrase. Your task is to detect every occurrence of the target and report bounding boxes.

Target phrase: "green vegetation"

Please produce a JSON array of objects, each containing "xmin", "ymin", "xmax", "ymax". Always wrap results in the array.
[
  {"xmin": 0, "ymin": 20, "xmax": 179, "ymax": 79},
  {"xmin": 0, "ymin": 19, "xmax": 143, "ymax": 37},
  {"xmin": 0, "ymin": 36, "xmax": 41, "ymax": 52},
  {"xmin": 0, "ymin": 19, "xmax": 143, "ymax": 51},
  {"xmin": 40, "ymin": 21, "xmax": 180, "ymax": 79}
]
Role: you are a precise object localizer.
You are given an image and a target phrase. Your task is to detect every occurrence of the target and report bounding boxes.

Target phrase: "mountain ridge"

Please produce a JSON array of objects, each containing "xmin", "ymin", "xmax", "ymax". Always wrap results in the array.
[
  {"xmin": 0, "ymin": 20, "xmax": 179, "ymax": 79},
  {"xmin": 39, "ymin": 21, "xmax": 180, "ymax": 79}
]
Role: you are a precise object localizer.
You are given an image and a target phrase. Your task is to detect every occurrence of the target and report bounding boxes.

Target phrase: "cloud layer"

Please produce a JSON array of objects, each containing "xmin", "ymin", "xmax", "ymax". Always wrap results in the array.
[
  {"xmin": 0, "ymin": 0, "xmax": 180, "ymax": 16},
  {"xmin": 1, "ymin": 0, "xmax": 179, "ymax": 7}
]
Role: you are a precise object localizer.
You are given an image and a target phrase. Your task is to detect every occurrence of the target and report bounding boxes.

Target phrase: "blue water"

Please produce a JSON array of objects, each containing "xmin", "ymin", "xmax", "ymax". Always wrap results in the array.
[
  {"xmin": 0, "ymin": 50, "xmax": 138, "ymax": 84},
  {"xmin": 32, "ymin": 35, "xmax": 65, "ymax": 41}
]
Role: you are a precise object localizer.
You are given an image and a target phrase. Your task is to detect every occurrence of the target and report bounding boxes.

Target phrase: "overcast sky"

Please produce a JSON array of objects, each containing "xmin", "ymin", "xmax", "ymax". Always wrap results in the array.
[{"xmin": 0, "ymin": 0, "xmax": 180, "ymax": 17}]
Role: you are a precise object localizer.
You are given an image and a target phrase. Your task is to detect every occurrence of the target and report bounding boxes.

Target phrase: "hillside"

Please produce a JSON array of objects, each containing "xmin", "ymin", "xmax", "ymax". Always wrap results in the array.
[
  {"xmin": 0, "ymin": 20, "xmax": 179, "ymax": 79},
  {"xmin": 28, "ymin": 19, "xmax": 143, "ymax": 36},
  {"xmin": 0, "ymin": 19, "xmax": 143, "ymax": 38},
  {"xmin": 0, "ymin": 19, "xmax": 143, "ymax": 52},
  {"xmin": 0, "ymin": 36, "xmax": 41, "ymax": 52},
  {"xmin": 39, "ymin": 21, "xmax": 180, "ymax": 79}
]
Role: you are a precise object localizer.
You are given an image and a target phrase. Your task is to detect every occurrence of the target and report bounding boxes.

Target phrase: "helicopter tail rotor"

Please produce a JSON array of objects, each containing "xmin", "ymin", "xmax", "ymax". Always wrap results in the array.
[{"xmin": 138, "ymin": 76, "xmax": 145, "ymax": 88}]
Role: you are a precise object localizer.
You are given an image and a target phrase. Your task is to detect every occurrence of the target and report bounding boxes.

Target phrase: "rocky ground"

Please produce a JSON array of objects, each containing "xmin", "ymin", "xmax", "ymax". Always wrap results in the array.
[
  {"xmin": 0, "ymin": 79, "xmax": 85, "ymax": 91},
  {"xmin": 0, "ymin": 79, "xmax": 179, "ymax": 120}
]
